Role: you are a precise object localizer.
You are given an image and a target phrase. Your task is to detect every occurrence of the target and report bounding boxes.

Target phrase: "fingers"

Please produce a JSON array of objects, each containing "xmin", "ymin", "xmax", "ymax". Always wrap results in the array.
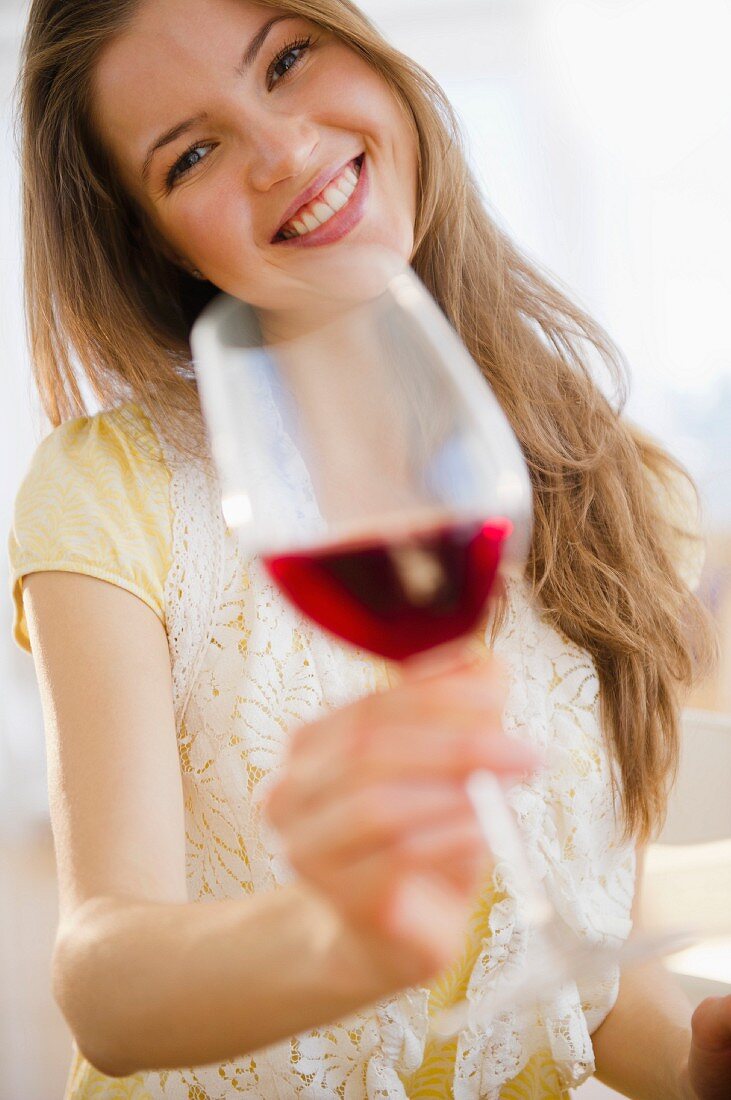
[
  {"xmin": 381, "ymin": 871, "xmax": 474, "ymax": 974},
  {"xmin": 270, "ymin": 722, "xmax": 540, "ymax": 825},
  {"xmin": 395, "ymin": 813, "xmax": 485, "ymax": 862},
  {"xmin": 268, "ymin": 657, "xmax": 540, "ymax": 825},
  {"xmin": 304, "ymin": 834, "xmax": 478, "ymax": 976},
  {"xmin": 259, "ymin": 652, "xmax": 536, "ymax": 986},
  {"xmin": 284, "ymin": 779, "xmax": 475, "ymax": 868},
  {"xmin": 282, "ymin": 779, "xmax": 494, "ymax": 933},
  {"xmin": 289, "ymin": 655, "xmax": 510, "ymax": 761},
  {"xmin": 399, "ymin": 638, "xmax": 499, "ymax": 683},
  {"xmin": 394, "ymin": 815, "xmax": 493, "ymax": 893}
]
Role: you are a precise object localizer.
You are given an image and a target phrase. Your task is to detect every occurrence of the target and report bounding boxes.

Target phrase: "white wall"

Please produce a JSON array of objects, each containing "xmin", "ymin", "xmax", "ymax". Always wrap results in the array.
[{"xmin": 364, "ymin": 0, "xmax": 731, "ymax": 522}]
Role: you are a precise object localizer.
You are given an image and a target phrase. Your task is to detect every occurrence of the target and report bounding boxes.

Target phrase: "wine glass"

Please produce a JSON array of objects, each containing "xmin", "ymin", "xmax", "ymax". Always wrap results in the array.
[{"xmin": 189, "ymin": 251, "xmax": 697, "ymax": 1040}]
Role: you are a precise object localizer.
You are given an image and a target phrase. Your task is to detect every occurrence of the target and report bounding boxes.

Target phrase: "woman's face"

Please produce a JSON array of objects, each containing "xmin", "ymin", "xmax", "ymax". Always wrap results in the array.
[{"xmin": 92, "ymin": 0, "xmax": 420, "ymax": 329}]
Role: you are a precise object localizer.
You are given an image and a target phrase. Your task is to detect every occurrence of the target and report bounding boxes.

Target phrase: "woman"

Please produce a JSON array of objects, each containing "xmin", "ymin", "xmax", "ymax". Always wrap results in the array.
[{"xmin": 8, "ymin": 0, "xmax": 728, "ymax": 1096}]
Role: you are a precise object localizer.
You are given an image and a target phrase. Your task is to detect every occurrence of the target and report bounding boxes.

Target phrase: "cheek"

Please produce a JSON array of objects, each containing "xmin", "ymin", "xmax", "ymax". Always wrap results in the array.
[
  {"xmin": 162, "ymin": 182, "xmax": 255, "ymax": 268},
  {"xmin": 314, "ymin": 65, "xmax": 418, "ymax": 211},
  {"xmin": 388, "ymin": 105, "xmax": 419, "ymax": 194},
  {"xmin": 338, "ymin": 69, "xmax": 418, "ymax": 204},
  {"xmin": 308, "ymin": 48, "xmax": 408, "ymax": 154},
  {"xmin": 159, "ymin": 183, "xmax": 286, "ymax": 307},
  {"xmin": 300, "ymin": 63, "xmax": 375, "ymax": 142}
]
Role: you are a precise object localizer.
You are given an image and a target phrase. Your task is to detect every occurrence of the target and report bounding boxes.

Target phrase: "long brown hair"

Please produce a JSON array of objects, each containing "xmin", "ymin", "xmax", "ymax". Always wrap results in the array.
[{"xmin": 17, "ymin": 0, "xmax": 716, "ymax": 842}]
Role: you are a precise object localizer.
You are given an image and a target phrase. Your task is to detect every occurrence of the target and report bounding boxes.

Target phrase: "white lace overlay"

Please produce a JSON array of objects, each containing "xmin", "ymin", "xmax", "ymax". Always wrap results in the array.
[
  {"xmin": 450, "ymin": 580, "xmax": 636, "ymax": 1098},
  {"xmin": 134, "ymin": 423, "xmax": 635, "ymax": 1099}
]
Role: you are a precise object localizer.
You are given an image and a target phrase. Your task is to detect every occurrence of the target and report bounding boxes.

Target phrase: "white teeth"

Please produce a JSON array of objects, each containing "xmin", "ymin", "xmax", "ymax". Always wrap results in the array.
[
  {"xmin": 323, "ymin": 186, "xmax": 348, "ymax": 211},
  {"xmin": 279, "ymin": 157, "xmax": 363, "ymax": 239},
  {"xmin": 336, "ymin": 175, "xmax": 357, "ymax": 198},
  {"xmin": 312, "ymin": 201, "xmax": 335, "ymax": 225}
]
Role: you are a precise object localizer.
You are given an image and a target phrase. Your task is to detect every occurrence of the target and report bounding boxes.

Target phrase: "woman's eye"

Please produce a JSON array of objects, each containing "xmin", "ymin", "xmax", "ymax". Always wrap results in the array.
[
  {"xmin": 167, "ymin": 143, "xmax": 213, "ymax": 189},
  {"xmin": 268, "ymin": 37, "xmax": 312, "ymax": 89},
  {"xmin": 162, "ymin": 36, "xmax": 313, "ymax": 189}
]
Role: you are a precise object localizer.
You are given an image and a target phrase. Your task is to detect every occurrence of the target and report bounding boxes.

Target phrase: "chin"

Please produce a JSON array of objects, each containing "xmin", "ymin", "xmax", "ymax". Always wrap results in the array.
[{"xmin": 275, "ymin": 225, "xmax": 414, "ymax": 307}]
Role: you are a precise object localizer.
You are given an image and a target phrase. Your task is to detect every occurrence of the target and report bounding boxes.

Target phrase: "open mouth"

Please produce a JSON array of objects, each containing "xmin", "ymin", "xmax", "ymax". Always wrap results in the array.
[{"xmin": 272, "ymin": 153, "xmax": 366, "ymax": 243}]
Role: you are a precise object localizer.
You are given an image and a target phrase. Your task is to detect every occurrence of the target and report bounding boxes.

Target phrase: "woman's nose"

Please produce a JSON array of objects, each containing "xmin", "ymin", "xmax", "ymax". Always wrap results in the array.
[{"xmin": 246, "ymin": 115, "xmax": 319, "ymax": 193}]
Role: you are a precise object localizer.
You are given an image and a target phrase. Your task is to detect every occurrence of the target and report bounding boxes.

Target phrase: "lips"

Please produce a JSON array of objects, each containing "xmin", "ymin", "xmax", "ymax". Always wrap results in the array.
[{"xmin": 271, "ymin": 153, "xmax": 365, "ymax": 243}]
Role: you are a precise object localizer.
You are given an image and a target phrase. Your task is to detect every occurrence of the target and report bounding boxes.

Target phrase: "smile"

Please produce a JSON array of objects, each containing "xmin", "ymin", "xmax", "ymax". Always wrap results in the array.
[{"xmin": 271, "ymin": 153, "xmax": 367, "ymax": 249}]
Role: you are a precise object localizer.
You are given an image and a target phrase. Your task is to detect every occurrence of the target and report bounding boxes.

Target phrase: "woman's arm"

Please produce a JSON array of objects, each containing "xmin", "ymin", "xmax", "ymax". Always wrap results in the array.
[
  {"xmin": 28, "ymin": 570, "xmax": 526, "ymax": 1079},
  {"xmin": 591, "ymin": 935, "xmax": 731, "ymax": 1100},
  {"xmin": 25, "ymin": 571, "xmax": 385, "ymax": 1078},
  {"xmin": 54, "ymin": 881, "xmax": 380, "ymax": 1078},
  {"xmin": 589, "ymin": 845, "xmax": 693, "ymax": 1098},
  {"xmin": 591, "ymin": 845, "xmax": 728, "ymax": 1100},
  {"xmin": 591, "ymin": 955, "xmax": 694, "ymax": 1099}
]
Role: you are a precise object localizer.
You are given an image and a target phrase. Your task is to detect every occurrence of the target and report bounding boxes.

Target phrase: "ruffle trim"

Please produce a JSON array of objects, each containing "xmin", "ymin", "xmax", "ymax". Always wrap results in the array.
[
  {"xmin": 155, "ymin": 394, "xmax": 635, "ymax": 1097},
  {"xmin": 357, "ymin": 577, "xmax": 636, "ymax": 1098}
]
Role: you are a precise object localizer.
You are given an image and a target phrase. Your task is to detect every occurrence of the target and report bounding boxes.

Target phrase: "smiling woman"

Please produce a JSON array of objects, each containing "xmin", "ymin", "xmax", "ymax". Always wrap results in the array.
[
  {"xmin": 9, "ymin": 0, "xmax": 720, "ymax": 1098},
  {"xmin": 89, "ymin": 0, "xmax": 418, "ymax": 335}
]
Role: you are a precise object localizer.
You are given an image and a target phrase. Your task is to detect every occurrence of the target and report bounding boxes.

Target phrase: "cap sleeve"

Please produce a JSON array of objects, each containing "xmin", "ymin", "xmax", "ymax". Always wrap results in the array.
[{"xmin": 7, "ymin": 402, "xmax": 172, "ymax": 654}]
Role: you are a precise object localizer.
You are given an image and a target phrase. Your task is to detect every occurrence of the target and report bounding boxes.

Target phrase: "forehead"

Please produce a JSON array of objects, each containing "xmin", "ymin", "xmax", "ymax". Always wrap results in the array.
[{"xmin": 91, "ymin": 0, "xmax": 278, "ymax": 179}]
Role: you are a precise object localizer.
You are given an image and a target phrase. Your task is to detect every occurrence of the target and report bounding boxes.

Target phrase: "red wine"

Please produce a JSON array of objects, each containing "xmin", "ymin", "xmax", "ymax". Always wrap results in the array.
[{"xmin": 263, "ymin": 517, "xmax": 512, "ymax": 661}]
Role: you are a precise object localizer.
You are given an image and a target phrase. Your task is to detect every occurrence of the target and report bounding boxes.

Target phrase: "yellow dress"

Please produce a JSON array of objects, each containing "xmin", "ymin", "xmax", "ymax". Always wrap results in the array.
[
  {"xmin": 8, "ymin": 401, "xmax": 583, "ymax": 1099},
  {"xmin": 400, "ymin": 880, "xmax": 568, "ymax": 1099}
]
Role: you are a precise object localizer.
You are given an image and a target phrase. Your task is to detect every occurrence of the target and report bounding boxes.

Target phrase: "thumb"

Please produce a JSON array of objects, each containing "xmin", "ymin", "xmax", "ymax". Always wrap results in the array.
[
  {"xmin": 399, "ymin": 635, "xmax": 487, "ymax": 683},
  {"xmin": 692, "ymin": 995, "xmax": 731, "ymax": 1054},
  {"xmin": 384, "ymin": 872, "xmax": 470, "ymax": 975}
]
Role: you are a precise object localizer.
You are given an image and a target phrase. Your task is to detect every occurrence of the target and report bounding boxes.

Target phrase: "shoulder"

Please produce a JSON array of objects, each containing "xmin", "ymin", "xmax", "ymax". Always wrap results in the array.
[
  {"xmin": 17, "ymin": 397, "xmax": 167, "ymax": 502},
  {"xmin": 8, "ymin": 402, "xmax": 173, "ymax": 653},
  {"xmin": 10, "ymin": 401, "xmax": 172, "ymax": 565},
  {"xmin": 25, "ymin": 399, "xmax": 167, "ymax": 480}
]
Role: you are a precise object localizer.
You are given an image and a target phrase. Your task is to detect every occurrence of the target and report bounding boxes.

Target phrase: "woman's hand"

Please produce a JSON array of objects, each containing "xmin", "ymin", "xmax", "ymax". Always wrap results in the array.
[
  {"xmin": 684, "ymin": 994, "xmax": 731, "ymax": 1099},
  {"xmin": 263, "ymin": 653, "xmax": 542, "ymax": 995}
]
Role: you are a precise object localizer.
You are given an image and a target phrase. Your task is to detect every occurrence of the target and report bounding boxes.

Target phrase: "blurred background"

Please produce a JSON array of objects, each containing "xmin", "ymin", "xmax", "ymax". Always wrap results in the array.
[{"xmin": 0, "ymin": 0, "xmax": 729, "ymax": 1096}]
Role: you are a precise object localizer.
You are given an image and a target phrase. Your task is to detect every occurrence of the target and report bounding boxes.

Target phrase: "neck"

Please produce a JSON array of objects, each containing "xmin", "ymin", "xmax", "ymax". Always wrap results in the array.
[{"xmin": 257, "ymin": 300, "xmax": 348, "ymax": 345}]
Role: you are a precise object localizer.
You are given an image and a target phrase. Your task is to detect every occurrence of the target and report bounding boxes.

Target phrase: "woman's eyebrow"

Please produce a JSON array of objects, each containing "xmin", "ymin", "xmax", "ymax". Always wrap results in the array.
[
  {"xmin": 141, "ymin": 113, "xmax": 208, "ymax": 185},
  {"xmin": 139, "ymin": 13, "xmax": 295, "ymax": 185},
  {"xmin": 235, "ymin": 13, "xmax": 294, "ymax": 76}
]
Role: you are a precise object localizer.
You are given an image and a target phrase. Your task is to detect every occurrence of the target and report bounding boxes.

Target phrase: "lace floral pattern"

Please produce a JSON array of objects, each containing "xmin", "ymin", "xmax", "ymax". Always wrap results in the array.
[
  {"xmin": 61, "ymin": 402, "xmax": 634, "ymax": 1098},
  {"xmin": 450, "ymin": 579, "xmax": 636, "ymax": 1098},
  {"xmin": 153, "ymin": 431, "xmax": 227, "ymax": 726}
]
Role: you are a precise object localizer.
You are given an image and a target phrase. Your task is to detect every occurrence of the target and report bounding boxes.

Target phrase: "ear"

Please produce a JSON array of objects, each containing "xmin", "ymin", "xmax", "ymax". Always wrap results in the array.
[{"xmin": 158, "ymin": 241, "xmax": 202, "ymax": 279}]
